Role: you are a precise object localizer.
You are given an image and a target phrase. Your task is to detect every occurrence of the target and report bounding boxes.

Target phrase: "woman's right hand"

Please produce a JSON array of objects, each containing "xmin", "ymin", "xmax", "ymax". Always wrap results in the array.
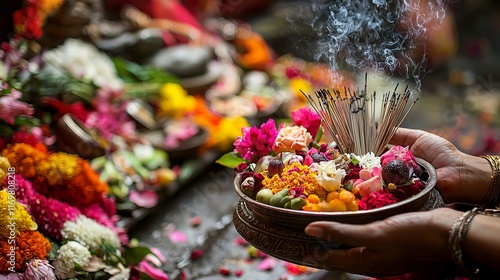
[{"xmin": 390, "ymin": 128, "xmax": 492, "ymax": 205}]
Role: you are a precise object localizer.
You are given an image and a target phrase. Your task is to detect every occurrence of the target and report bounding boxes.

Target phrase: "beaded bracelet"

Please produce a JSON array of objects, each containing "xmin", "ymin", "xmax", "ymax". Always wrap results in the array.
[
  {"xmin": 448, "ymin": 207, "xmax": 500, "ymax": 279},
  {"xmin": 480, "ymin": 155, "xmax": 500, "ymax": 209}
]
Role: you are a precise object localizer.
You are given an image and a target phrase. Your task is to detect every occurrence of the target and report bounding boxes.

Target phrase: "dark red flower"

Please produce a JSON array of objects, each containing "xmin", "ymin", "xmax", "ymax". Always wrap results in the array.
[{"xmin": 358, "ymin": 190, "xmax": 398, "ymax": 210}]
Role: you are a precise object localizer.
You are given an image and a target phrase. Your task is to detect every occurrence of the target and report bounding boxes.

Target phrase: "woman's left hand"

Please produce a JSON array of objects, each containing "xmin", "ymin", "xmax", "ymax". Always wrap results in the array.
[{"xmin": 304, "ymin": 208, "xmax": 461, "ymax": 277}]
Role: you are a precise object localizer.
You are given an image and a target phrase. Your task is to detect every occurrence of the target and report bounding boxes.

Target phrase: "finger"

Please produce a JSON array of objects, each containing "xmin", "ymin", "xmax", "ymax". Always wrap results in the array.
[
  {"xmin": 389, "ymin": 127, "xmax": 426, "ymax": 147},
  {"xmin": 305, "ymin": 221, "xmax": 383, "ymax": 248},
  {"xmin": 303, "ymin": 247, "xmax": 410, "ymax": 277}
]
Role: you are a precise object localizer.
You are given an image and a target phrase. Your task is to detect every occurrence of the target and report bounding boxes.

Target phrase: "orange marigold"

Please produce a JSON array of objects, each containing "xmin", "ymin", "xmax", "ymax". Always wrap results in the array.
[
  {"xmin": 1, "ymin": 143, "xmax": 47, "ymax": 179},
  {"xmin": 261, "ymin": 162, "xmax": 327, "ymax": 198},
  {"xmin": 0, "ymin": 231, "xmax": 51, "ymax": 273},
  {"xmin": 42, "ymin": 159, "xmax": 109, "ymax": 208}
]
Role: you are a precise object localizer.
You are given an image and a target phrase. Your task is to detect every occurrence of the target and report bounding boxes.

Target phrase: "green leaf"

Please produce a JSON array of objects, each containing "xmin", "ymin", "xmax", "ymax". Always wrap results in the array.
[
  {"xmin": 314, "ymin": 125, "xmax": 324, "ymax": 143},
  {"xmin": 121, "ymin": 245, "xmax": 153, "ymax": 266},
  {"xmin": 216, "ymin": 152, "xmax": 246, "ymax": 168},
  {"xmin": 351, "ymin": 156, "xmax": 360, "ymax": 165}
]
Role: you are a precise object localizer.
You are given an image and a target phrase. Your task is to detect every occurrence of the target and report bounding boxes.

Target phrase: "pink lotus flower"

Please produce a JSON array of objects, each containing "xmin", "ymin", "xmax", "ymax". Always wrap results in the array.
[
  {"xmin": 234, "ymin": 118, "xmax": 281, "ymax": 162},
  {"xmin": 380, "ymin": 145, "xmax": 417, "ymax": 169},
  {"xmin": 0, "ymin": 89, "xmax": 34, "ymax": 124},
  {"xmin": 291, "ymin": 107, "xmax": 322, "ymax": 138}
]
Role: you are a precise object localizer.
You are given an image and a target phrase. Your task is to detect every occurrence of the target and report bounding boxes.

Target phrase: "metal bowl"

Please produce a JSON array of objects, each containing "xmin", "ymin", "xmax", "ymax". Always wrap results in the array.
[{"xmin": 233, "ymin": 157, "xmax": 443, "ymax": 269}]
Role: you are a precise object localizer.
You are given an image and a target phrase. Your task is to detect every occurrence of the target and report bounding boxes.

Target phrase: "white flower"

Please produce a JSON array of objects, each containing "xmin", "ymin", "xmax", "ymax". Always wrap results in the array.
[
  {"xmin": 43, "ymin": 38, "xmax": 123, "ymax": 90},
  {"xmin": 358, "ymin": 152, "xmax": 381, "ymax": 171},
  {"xmin": 105, "ymin": 263, "xmax": 131, "ymax": 280},
  {"xmin": 311, "ymin": 161, "xmax": 346, "ymax": 192},
  {"xmin": 61, "ymin": 215, "xmax": 121, "ymax": 253},
  {"xmin": 52, "ymin": 241, "xmax": 91, "ymax": 279},
  {"xmin": 0, "ymin": 61, "xmax": 6, "ymax": 80}
]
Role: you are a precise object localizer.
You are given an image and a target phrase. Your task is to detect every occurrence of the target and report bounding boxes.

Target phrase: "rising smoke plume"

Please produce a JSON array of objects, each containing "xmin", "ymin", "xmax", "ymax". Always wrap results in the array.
[{"xmin": 296, "ymin": 0, "xmax": 448, "ymax": 89}]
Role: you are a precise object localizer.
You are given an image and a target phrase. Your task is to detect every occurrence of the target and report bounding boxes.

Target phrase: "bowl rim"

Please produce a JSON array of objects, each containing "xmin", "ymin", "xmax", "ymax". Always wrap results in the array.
[{"xmin": 234, "ymin": 157, "xmax": 437, "ymax": 217}]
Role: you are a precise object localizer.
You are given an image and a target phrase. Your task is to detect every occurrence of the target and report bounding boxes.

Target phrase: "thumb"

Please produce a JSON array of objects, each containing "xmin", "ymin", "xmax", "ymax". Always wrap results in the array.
[{"xmin": 305, "ymin": 221, "xmax": 382, "ymax": 248}]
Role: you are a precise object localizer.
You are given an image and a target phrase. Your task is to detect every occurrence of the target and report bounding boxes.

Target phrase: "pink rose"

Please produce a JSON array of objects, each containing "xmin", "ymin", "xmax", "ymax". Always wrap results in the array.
[{"xmin": 272, "ymin": 126, "xmax": 312, "ymax": 154}]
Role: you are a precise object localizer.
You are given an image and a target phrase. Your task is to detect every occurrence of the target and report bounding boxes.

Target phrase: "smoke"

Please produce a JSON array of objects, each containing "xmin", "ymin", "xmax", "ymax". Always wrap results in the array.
[{"xmin": 299, "ymin": 0, "xmax": 448, "ymax": 90}]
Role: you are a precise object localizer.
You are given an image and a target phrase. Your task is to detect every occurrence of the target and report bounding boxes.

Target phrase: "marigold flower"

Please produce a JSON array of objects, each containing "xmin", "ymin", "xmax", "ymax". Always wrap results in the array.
[
  {"xmin": 37, "ymin": 153, "xmax": 81, "ymax": 186},
  {"xmin": 0, "ymin": 190, "xmax": 37, "ymax": 238},
  {"xmin": 261, "ymin": 162, "xmax": 327, "ymax": 198},
  {"xmin": 0, "ymin": 231, "xmax": 51, "ymax": 273},
  {"xmin": 213, "ymin": 116, "xmax": 249, "ymax": 151},
  {"xmin": 0, "ymin": 156, "xmax": 11, "ymax": 183},
  {"xmin": 2, "ymin": 143, "xmax": 47, "ymax": 179},
  {"xmin": 34, "ymin": 159, "xmax": 109, "ymax": 208},
  {"xmin": 52, "ymin": 241, "xmax": 91, "ymax": 279}
]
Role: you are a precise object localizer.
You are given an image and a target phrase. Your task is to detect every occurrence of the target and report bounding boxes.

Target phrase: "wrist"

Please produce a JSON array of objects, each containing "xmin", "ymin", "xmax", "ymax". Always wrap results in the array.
[
  {"xmin": 459, "ymin": 154, "xmax": 492, "ymax": 205},
  {"xmin": 429, "ymin": 208, "xmax": 463, "ymax": 261}
]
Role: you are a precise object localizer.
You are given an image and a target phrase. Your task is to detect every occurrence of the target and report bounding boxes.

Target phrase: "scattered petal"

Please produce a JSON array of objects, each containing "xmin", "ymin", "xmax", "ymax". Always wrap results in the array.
[
  {"xmin": 189, "ymin": 216, "xmax": 202, "ymax": 227},
  {"xmin": 129, "ymin": 189, "xmax": 159, "ymax": 208},
  {"xmin": 190, "ymin": 249, "xmax": 204, "ymax": 261},
  {"xmin": 150, "ymin": 247, "xmax": 167, "ymax": 264},
  {"xmin": 258, "ymin": 257, "xmax": 276, "ymax": 271},
  {"xmin": 138, "ymin": 260, "xmax": 169, "ymax": 280},
  {"xmin": 218, "ymin": 266, "xmax": 231, "ymax": 276},
  {"xmin": 235, "ymin": 270, "xmax": 244, "ymax": 277},
  {"xmin": 234, "ymin": 236, "xmax": 248, "ymax": 246},
  {"xmin": 168, "ymin": 230, "xmax": 188, "ymax": 243}
]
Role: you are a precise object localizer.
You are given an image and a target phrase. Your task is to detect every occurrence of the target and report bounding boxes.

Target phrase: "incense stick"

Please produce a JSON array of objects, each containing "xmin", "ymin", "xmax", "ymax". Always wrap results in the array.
[{"xmin": 304, "ymin": 74, "xmax": 418, "ymax": 156}]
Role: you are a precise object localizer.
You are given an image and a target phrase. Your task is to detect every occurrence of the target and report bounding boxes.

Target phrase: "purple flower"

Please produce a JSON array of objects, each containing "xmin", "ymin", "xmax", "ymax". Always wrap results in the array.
[
  {"xmin": 233, "ymin": 119, "xmax": 280, "ymax": 163},
  {"xmin": 291, "ymin": 107, "xmax": 322, "ymax": 138}
]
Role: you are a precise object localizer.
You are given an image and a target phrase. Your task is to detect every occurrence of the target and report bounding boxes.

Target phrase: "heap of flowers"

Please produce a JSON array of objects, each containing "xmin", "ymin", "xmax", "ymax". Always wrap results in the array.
[
  {"xmin": 0, "ymin": 132, "xmax": 169, "ymax": 279},
  {"xmin": 218, "ymin": 107, "xmax": 427, "ymax": 212}
]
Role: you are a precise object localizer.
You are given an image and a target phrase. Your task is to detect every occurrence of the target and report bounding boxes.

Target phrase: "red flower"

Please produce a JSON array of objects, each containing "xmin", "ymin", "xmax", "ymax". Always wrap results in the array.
[{"xmin": 358, "ymin": 190, "xmax": 398, "ymax": 210}]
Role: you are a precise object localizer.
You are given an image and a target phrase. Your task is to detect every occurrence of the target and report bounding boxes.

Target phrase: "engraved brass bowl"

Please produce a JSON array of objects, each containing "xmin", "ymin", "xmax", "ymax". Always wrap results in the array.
[{"xmin": 233, "ymin": 158, "xmax": 443, "ymax": 269}]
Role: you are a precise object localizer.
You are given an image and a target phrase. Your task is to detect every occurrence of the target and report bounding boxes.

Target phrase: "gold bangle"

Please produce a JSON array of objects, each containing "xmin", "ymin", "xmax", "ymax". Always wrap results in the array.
[
  {"xmin": 448, "ymin": 207, "xmax": 500, "ymax": 279},
  {"xmin": 480, "ymin": 155, "xmax": 500, "ymax": 209}
]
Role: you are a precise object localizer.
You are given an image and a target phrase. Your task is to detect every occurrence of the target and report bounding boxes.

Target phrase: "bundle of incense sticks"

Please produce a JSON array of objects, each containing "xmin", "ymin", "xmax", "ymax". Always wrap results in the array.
[{"xmin": 303, "ymin": 75, "xmax": 418, "ymax": 156}]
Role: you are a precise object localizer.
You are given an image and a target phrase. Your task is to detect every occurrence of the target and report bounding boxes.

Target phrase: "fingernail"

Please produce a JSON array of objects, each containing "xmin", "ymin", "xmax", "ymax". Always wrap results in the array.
[{"xmin": 305, "ymin": 225, "xmax": 324, "ymax": 237}]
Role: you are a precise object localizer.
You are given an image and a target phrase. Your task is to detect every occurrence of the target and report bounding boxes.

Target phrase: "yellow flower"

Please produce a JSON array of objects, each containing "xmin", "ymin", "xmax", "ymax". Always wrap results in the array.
[
  {"xmin": 0, "ymin": 190, "xmax": 37, "ymax": 238},
  {"xmin": 158, "ymin": 83, "xmax": 196, "ymax": 117},
  {"xmin": 37, "ymin": 153, "xmax": 81, "ymax": 186},
  {"xmin": 289, "ymin": 78, "xmax": 312, "ymax": 103},
  {"xmin": 262, "ymin": 162, "xmax": 327, "ymax": 198},
  {"xmin": 0, "ymin": 157, "xmax": 11, "ymax": 183},
  {"xmin": 213, "ymin": 116, "xmax": 249, "ymax": 151}
]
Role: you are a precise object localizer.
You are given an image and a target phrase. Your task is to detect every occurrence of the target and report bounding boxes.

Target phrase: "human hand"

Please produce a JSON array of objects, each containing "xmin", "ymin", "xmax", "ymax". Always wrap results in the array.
[
  {"xmin": 390, "ymin": 128, "xmax": 491, "ymax": 205},
  {"xmin": 303, "ymin": 208, "xmax": 461, "ymax": 277}
]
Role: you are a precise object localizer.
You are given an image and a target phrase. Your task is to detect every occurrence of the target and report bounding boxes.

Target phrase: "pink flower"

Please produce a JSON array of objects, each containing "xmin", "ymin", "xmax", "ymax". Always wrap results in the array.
[
  {"xmin": 2, "ymin": 174, "xmax": 36, "ymax": 206},
  {"xmin": 234, "ymin": 119, "xmax": 280, "ymax": 162},
  {"xmin": 0, "ymin": 90, "xmax": 34, "ymax": 124},
  {"xmin": 272, "ymin": 126, "xmax": 312, "ymax": 154},
  {"xmin": 291, "ymin": 107, "xmax": 322, "ymax": 138},
  {"xmin": 24, "ymin": 259, "xmax": 56, "ymax": 280},
  {"xmin": 129, "ymin": 189, "xmax": 159, "ymax": 208},
  {"xmin": 138, "ymin": 260, "xmax": 169, "ymax": 280},
  {"xmin": 29, "ymin": 192, "xmax": 81, "ymax": 240},
  {"xmin": 380, "ymin": 146, "xmax": 417, "ymax": 169}
]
